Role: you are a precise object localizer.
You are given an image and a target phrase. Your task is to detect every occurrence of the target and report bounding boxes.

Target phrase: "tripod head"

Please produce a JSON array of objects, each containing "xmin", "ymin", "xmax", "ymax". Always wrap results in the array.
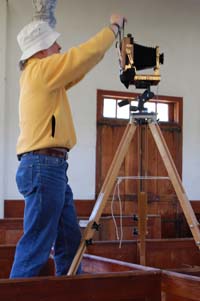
[
  {"xmin": 118, "ymin": 85, "xmax": 155, "ymax": 114},
  {"xmin": 130, "ymin": 86, "xmax": 155, "ymax": 113}
]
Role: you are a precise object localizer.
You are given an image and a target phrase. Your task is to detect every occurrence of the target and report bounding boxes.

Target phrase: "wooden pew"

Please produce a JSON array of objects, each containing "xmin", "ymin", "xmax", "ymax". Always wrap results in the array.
[
  {"xmin": 169, "ymin": 266, "xmax": 200, "ymax": 277},
  {"xmin": 80, "ymin": 214, "xmax": 161, "ymax": 240},
  {"xmin": 5, "ymin": 199, "xmax": 200, "ymax": 238},
  {"xmin": 3, "ymin": 200, "xmax": 200, "ymax": 300},
  {"xmin": 145, "ymin": 238, "xmax": 200, "ymax": 269},
  {"xmin": 0, "ymin": 218, "xmax": 23, "ymax": 244},
  {"xmin": 0, "ymin": 245, "xmax": 55, "ymax": 278},
  {"xmin": 162, "ymin": 270, "xmax": 200, "ymax": 301},
  {"xmin": 0, "ymin": 215, "xmax": 161, "ymax": 245},
  {"xmin": 0, "ymin": 252, "xmax": 161, "ymax": 301},
  {"xmin": 83, "ymin": 253, "xmax": 157, "ymax": 273},
  {"xmin": 87, "ymin": 238, "xmax": 200, "ymax": 269},
  {"xmin": 0, "ymin": 272, "xmax": 161, "ymax": 301},
  {"xmin": 1, "ymin": 245, "xmax": 200, "ymax": 300},
  {"xmin": 0, "ymin": 245, "xmax": 16, "ymax": 278},
  {"xmin": 4, "ymin": 200, "xmax": 25, "ymax": 218},
  {"xmin": 1, "ymin": 246, "xmax": 200, "ymax": 300}
]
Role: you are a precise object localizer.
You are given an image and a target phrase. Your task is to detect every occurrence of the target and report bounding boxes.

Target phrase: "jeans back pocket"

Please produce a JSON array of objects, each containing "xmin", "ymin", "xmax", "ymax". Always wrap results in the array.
[{"xmin": 16, "ymin": 163, "xmax": 33, "ymax": 197}]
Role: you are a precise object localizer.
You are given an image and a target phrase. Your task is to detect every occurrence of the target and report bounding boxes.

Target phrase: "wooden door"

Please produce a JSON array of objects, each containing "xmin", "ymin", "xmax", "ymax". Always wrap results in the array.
[{"xmin": 96, "ymin": 90, "xmax": 183, "ymax": 237}]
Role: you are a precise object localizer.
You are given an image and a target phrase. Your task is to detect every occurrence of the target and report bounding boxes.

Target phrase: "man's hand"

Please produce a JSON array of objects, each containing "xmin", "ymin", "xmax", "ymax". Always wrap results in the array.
[
  {"xmin": 110, "ymin": 14, "xmax": 126, "ymax": 28},
  {"xmin": 109, "ymin": 14, "xmax": 127, "ymax": 37}
]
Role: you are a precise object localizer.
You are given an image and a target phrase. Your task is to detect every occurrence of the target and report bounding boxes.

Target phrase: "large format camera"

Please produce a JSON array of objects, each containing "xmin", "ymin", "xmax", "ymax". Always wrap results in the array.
[
  {"xmin": 117, "ymin": 28, "xmax": 164, "ymax": 113},
  {"xmin": 118, "ymin": 33, "xmax": 164, "ymax": 89}
]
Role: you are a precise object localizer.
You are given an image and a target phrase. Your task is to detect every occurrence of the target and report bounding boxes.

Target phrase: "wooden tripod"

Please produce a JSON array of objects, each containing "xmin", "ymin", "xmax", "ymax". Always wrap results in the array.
[{"xmin": 68, "ymin": 113, "xmax": 200, "ymax": 276}]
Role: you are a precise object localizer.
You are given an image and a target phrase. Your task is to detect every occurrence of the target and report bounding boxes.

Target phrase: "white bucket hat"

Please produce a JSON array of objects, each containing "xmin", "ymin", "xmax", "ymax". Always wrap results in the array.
[{"xmin": 17, "ymin": 20, "xmax": 60, "ymax": 61}]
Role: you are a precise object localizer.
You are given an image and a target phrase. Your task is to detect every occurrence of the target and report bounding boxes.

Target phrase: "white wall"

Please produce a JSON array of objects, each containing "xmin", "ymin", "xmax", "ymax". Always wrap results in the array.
[
  {"xmin": 1, "ymin": 0, "xmax": 200, "ymax": 217},
  {"xmin": 0, "ymin": 0, "xmax": 7, "ymax": 217}
]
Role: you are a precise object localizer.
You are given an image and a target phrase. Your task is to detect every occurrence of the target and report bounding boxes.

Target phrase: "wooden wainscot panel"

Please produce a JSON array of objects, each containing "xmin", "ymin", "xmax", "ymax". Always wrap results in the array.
[{"xmin": 162, "ymin": 270, "xmax": 200, "ymax": 301}]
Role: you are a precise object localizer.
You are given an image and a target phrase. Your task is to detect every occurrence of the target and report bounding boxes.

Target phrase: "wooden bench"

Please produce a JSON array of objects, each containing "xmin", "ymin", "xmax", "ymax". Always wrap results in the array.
[
  {"xmin": 162, "ymin": 270, "xmax": 200, "ymax": 301},
  {"xmin": 0, "ymin": 245, "xmax": 55, "ymax": 279},
  {"xmin": 0, "ymin": 215, "xmax": 161, "ymax": 245},
  {"xmin": 87, "ymin": 238, "xmax": 200, "ymax": 269},
  {"xmin": 0, "ymin": 271, "xmax": 161, "ymax": 301},
  {"xmin": 1, "ymin": 245, "xmax": 200, "ymax": 300},
  {"xmin": 0, "ymin": 251, "xmax": 161, "ymax": 301},
  {"xmin": 5, "ymin": 198, "xmax": 199, "ymax": 238},
  {"xmin": 80, "ymin": 214, "xmax": 161, "ymax": 240},
  {"xmin": 0, "ymin": 218, "xmax": 23, "ymax": 244}
]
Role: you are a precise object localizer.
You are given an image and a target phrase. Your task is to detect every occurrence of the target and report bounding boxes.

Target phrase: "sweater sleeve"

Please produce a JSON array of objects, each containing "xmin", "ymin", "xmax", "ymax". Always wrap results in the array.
[
  {"xmin": 64, "ymin": 74, "xmax": 85, "ymax": 90},
  {"xmin": 39, "ymin": 27, "xmax": 115, "ymax": 91}
]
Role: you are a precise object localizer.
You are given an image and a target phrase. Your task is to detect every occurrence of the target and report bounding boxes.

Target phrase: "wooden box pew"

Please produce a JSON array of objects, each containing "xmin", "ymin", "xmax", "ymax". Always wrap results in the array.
[
  {"xmin": 84, "ymin": 255, "xmax": 200, "ymax": 301},
  {"xmin": 87, "ymin": 240, "xmax": 138, "ymax": 263},
  {"xmin": 1, "ymin": 246, "xmax": 200, "ymax": 301},
  {"xmin": 144, "ymin": 238, "xmax": 200, "ymax": 269},
  {"xmin": 4, "ymin": 200, "xmax": 95, "ymax": 218},
  {"xmin": 1, "ymin": 246, "xmax": 200, "ymax": 300},
  {"xmin": 0, "ymin": 215, "xmax": 161, "ymax": 245},
  {"xmin": 3, "ymin": 198, "xmax": 198, "ymax": 239},
  {"xmin": 87, "ymin": 238, "xmax": 200, "ymax": 269},
  {"xmin": 79, "ymin": 214, "xmax": 161, "ymax": 240},
  {"xmin": 0, "ymin": 218, "xmax": 23, "ymax": 245},
  {"xmin": 169, "ymin": 266, "xmax": 200, "ymax": 277},
  {"xmin": 162, "ymin": 270, "xmax": 200, "ymax": 301},
  {"xmin": 0, "ymin": 245, "xmax": 16, "ymax": 278},
  {"xmin": 0, "ymin": 245, "xmax": 55, "ymax": 279},
  {"xmin": 82, "ymin": 253, "xmax": 156, "ymax": 273},
  {"xmin": 0, "ymin": 253, "xmax": 161, "ymax": 301},
  {"xmin": 0, "ymin": 272, "xmax": 161, "ymax": 301}
]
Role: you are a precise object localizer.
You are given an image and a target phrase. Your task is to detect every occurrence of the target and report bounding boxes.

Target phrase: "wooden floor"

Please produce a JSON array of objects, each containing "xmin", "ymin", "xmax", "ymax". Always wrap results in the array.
[{"xmin": 1, "ymin": 199, "xmax": 200, "ymax": 300}]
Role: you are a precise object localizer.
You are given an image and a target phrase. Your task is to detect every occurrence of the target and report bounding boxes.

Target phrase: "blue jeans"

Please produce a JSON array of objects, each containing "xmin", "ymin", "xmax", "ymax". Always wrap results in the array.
[{"xmin": 10, "ymin": 152, "xmax": 82, "ymax": 278}]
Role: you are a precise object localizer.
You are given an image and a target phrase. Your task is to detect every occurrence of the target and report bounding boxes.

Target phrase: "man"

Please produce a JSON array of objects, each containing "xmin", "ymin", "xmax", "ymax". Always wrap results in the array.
[{"xmin": 10, "ymin": 14, "xmax": 126, "ymax": 278}]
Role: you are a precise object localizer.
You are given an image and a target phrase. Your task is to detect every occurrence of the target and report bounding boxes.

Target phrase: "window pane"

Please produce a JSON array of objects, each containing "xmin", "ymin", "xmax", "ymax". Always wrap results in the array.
[
  {"xmin": 131, "ymin": 100, "xmax": 138, "ymax": 106},
  {"xmin": 144, "ymin": 102, "xmax": 156, "ymax": 113},
  {"xmin": 131, "ymin": 100, "xmax": 139, "ymax": 112},
  {"xmin": 117, "ymin": 99, "xmax": 129, "ymax": 119},
  {"xmin": 103, "ymin": 98, "xmax": 116, "ymax": 118},
  {"xmin": 157, "ymin": 103, "xmax": 169, "ymax": 121}
]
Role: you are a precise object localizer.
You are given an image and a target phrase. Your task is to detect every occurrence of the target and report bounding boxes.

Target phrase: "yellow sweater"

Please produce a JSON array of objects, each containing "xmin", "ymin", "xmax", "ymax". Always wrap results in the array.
[{"xmin": 16, "ymin": 27, "xmax": 115, "ymax": 154}]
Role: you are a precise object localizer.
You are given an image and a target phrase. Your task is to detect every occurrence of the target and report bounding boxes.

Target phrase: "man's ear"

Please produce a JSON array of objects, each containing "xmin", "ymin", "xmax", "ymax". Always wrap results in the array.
[
  {"xmin": 33, "ymin": 49, "xmax": 48, "ymax": 59},
  {"xmin": 39, "ymin": 49, "xmax": 48, "ymax": 57}
]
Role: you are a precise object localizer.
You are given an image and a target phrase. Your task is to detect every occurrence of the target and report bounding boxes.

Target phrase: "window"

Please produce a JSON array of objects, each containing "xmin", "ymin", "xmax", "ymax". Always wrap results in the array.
[{"xmin": 102, "ymin": 95, "xmax": 179, "ymax": 123}]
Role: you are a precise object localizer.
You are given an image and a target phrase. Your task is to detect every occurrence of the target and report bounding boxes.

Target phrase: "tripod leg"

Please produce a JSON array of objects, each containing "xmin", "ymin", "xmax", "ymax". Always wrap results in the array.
[
  {"xmin": 149, "ymin": 122, "xmax": 200, "ymax": 248},
  {"xmin": 68, "ymin": 122, "xmax": 138, "ymax": 275}
]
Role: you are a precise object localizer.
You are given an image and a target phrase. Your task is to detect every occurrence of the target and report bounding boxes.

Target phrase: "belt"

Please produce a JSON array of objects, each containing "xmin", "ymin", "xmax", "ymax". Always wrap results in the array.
[{"xmin": 18, "ymin": 147, "xmax": 69, "ymax": 161}]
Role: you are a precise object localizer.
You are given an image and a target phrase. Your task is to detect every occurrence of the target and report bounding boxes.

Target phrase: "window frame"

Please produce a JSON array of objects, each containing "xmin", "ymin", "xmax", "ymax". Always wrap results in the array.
[{"xmin": 97, "ymin": 89, "xmax": 183, "ymax": 127}]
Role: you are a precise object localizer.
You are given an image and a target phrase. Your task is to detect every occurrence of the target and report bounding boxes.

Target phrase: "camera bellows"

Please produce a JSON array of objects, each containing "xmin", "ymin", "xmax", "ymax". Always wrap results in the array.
[{"xmin": 134, "ymin": 43, "xmax": 162, "ymax": 71}]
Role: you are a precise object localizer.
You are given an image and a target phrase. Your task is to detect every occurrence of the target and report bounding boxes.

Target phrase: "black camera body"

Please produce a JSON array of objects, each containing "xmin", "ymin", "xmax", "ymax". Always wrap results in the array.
[{"xmin": 119, "ymin": 34, "xmax": 164, "ymax": 89}]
